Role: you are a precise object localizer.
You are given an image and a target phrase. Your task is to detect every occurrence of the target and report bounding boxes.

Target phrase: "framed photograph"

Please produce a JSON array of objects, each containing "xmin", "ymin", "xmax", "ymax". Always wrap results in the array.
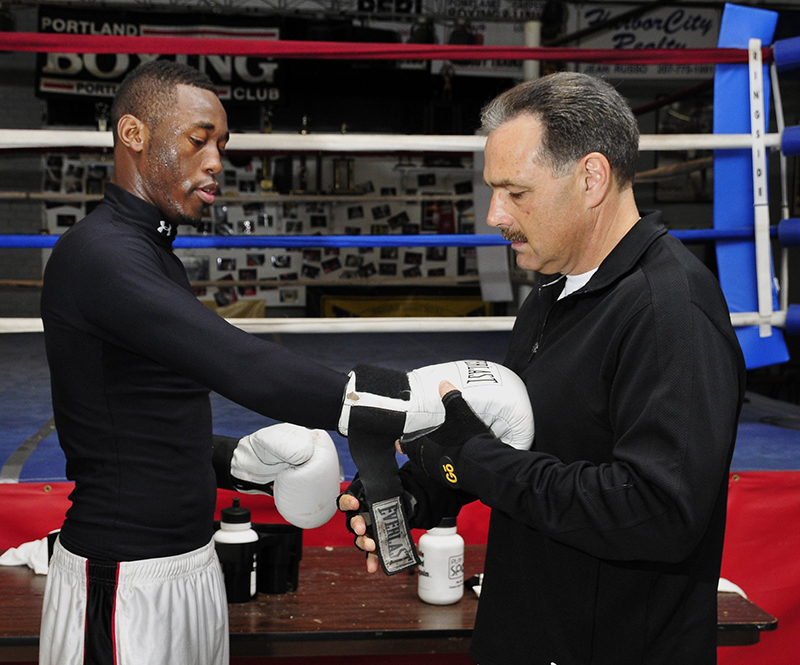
[
  {"xmin": 280, "ymin": 289, "xmax": 299, "ymax": 303},
  {"xmin": 454, "ymin": 180, "xmax": 473, "ymax": 195},
  {"xmin": 459, "ymin": 213, "xmax": 475, "ymax": 234},
  {"xmin": 301, "ymin": 264, "xmax": 320, "ymax": 279},
  {"xmin": 404, "ymin": 251, "xmax": 423, "ymax": 266},
  {"xmin": 215, "ymin": 221, "xmax": 234, "ymax": 236},
  {"xmin": 421, "ymin": 200, "xmax": 455, "ymax": 233},
  {"xmin": 238, "ymin": 269, "xmax": 257, "ymax": 296},
  {"xmin": 322, "ymin": 257, "xmax": 342, "ymax": 274},
  {"xmin": 426, "ymin": 247, "xmax": 448, "ymax": 262},
  {"xmin": 358, "ymin": 263, "xmax": 377, "ymax": 278},
  {"xmin": 417, "ymin": 173, "xmax": 436, "ymax": 188},
  {"xmin": 371, "ymin": 204, "xmax": 391, "ymax": 220},
  {"xmin": 387, "ymin": 211, "xmax": 410, "ymax": 229},
  {"xmin": 345, "ymin": 254, "xmax": 363, "ymax": 268},
  {"xmin": 271, "ymin": 255, "xmax": 291, "ymax": 269}
]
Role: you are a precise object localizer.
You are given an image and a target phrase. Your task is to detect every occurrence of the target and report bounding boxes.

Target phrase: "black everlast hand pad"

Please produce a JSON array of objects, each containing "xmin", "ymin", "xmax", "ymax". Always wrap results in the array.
[{"xmin": 347, "ymin": 422, "xmax": 420, "ymax": 576}]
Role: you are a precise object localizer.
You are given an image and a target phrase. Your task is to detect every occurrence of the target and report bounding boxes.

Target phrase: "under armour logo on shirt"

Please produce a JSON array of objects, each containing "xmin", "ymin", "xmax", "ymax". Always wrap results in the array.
[{"xmin": 157, "ymin": 221, "xmax": 172, "ymax": 235}]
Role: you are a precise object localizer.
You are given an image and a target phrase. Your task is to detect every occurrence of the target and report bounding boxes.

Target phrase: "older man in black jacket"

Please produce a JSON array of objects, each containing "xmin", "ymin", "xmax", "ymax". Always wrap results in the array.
[{"xmin": 341, "ymin": 72, "xmax": 745, "ymax": 665}]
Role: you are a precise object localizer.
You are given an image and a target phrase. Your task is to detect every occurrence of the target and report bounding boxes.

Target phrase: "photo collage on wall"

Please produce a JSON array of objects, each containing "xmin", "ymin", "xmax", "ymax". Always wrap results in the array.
[{"xmin": 40, "ymin": 153, "xmax": 477, "ymax": 309}]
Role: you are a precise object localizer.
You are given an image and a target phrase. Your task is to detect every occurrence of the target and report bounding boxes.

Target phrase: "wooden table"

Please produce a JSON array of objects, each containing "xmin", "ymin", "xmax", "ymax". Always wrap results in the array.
[{"xmin": 0, "ymin": 546, "xmax": 778, "ymax": 661}]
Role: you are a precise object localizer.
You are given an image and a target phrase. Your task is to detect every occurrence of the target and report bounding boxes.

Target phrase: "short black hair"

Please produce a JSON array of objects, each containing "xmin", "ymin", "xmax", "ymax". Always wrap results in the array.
[{"xmin": 110, "ymin": 60, "xmax": 218, "ymax": 144}]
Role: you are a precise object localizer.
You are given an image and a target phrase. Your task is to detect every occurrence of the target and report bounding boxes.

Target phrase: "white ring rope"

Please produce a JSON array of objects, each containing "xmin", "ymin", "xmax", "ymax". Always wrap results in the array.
[
  {"xmin": 0, "ymin": 129, "xmax": 785, "ymax": 153},
  {"xmin": 0, "ymin": 317, "xmax": 519, "ymax": 335},
  {"xmin": 0, "ymin": 123, "xmax": 789, "ymax": 336},
  {"xmin": 2, "ymin": 312, "xmax": 789, "ymax": 335}
]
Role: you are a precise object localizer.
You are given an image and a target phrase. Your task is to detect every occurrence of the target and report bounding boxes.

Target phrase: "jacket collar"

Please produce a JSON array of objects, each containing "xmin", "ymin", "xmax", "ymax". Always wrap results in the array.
[
  {"xmin": 543, "ymin": 211, "xmax": 667, "ymax": 294},
  {"xmin": 104, "ymin": 182, "xmax": 178, "ymax": 248},
  {"xmin": 588, "ymin": 210, "xmax": 666, "ymax": 292}
]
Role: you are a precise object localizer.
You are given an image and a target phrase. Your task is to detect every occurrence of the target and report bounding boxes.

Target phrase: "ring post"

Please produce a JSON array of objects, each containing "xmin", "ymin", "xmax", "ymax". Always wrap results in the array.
[{"xmin": 713, "ymin": 3, "xmax": 788, "ymax": 369}]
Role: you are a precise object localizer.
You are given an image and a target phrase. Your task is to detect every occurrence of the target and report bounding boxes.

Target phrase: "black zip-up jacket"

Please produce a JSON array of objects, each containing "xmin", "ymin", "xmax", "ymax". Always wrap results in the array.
[
  {"xmin": 401, "ymin": 211, "xmax": 746, "ymax": 664},
  {"xmin": 41, "ymin": 183, "xmax": 348, "ymax": 561}
]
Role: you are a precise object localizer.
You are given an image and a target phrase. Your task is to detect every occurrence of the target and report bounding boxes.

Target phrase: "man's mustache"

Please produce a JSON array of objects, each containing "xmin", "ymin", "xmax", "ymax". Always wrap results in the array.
[{"xmin": 501, "ymin": 227, "xmax": 528, "ymax": 244}]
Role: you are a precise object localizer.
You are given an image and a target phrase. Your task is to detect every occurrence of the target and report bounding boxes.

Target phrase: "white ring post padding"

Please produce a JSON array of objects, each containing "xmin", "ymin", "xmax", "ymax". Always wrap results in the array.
[
  {"xmin": 0, "ymin": 129, "xmax": 784, "ymax": 153},
  {"xmin": 749, "ymin": 38, "xmax": 774, "ymax": 338}
]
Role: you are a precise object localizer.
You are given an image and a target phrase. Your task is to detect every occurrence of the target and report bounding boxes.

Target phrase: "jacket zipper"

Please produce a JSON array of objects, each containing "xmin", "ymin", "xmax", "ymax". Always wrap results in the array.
[{"xmin": 528, "ymin": 279, "xmax": 563, "ymax": 362}]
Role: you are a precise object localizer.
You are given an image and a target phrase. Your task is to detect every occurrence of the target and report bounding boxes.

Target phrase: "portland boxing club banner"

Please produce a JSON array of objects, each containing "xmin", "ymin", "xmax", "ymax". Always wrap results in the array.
[{"xmin": 35, "ymin": 5, "xmax": 283, "ymax": 104}]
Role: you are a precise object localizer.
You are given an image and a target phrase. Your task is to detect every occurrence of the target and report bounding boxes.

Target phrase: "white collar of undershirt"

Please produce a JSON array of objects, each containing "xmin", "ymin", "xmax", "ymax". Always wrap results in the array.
[{"xmin": 559, "ymin": 268, "xmax": 598, "ymax": 300}]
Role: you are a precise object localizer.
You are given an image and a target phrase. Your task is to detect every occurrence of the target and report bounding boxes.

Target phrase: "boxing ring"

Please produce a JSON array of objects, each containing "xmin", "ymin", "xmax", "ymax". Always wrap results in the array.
[{"xmin": 1, "ymin": 4, "xmax": 800, "ymax": 663}]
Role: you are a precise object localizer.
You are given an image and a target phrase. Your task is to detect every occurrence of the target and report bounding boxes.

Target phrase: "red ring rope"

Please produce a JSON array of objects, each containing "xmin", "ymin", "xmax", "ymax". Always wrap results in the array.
[{"xmin": 0, "ymin": 32, "xmax": 771, "ymax": 64}]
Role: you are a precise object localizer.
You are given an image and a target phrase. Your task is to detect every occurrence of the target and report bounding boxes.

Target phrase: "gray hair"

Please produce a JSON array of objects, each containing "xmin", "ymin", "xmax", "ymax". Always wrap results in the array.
[{"xmin": 480, "ymin": 72, "xmax": 639, "ymax": 188}]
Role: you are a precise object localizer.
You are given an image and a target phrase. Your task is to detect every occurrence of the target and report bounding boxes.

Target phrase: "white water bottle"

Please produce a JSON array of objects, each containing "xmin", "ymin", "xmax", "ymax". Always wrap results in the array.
[
  {"xmin": 214, "ymin": 498, "xmax": 259, "ymax": 603},
  {"xmin": 417, "ymin": 516, "xmax": 464, "ymax": 605}
]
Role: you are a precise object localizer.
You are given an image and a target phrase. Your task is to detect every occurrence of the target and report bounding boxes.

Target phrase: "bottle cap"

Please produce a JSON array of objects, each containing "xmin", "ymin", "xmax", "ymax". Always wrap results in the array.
[
  {"xmin": 437, "ymin": 516, "xmax": 457, "ymax": 529},
  {"xmin": 220, "ymin": 498, "xmax": 251, "ymax": 525}
]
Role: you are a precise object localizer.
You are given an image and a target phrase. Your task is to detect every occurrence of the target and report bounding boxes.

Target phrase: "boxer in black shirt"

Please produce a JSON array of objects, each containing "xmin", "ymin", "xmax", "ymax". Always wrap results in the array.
[{"xmin": 40, "ymin": 61, "xmax": 349, "ymax": 665}]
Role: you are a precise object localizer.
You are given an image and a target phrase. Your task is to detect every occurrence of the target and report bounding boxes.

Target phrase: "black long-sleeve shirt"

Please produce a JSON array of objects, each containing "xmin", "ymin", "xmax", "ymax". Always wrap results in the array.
[{"xmin": 41, "ymin": 183, "xmax": 348, "ymax": 561}]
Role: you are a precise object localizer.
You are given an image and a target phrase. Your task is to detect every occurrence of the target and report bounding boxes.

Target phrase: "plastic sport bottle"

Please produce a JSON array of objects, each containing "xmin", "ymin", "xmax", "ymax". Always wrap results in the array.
[
  {"xmin": 417, "ymin": 516, "xmax": 464, "ymax": 605},
  {"xmin": 214, "ymin": 498, "xmax": 259, "ymax": 603}
]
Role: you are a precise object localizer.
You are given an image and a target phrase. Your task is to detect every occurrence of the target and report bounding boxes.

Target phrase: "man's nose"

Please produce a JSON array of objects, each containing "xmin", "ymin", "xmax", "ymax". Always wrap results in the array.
[
  {"xmin": 204, "ymin": 148, "xmax": 223, "ymax": 175},
  {"xmin": 486, "ymin": 192, "xmax": 508, "ymax": 228}
]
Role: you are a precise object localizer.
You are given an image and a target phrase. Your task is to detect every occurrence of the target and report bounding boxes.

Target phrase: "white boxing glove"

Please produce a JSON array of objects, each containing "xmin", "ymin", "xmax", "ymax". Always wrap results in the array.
[
  {"xmin": 231, "ymin": 423, "xmax": 341, "ymax": 529},
  {"xmin": 339, "ymin": 359, "xmax": 534, "ymax": 451}
]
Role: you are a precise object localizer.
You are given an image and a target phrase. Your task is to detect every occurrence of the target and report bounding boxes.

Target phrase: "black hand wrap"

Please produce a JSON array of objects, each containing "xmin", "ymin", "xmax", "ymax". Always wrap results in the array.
[
  {"xmin": 401, "ymin": 389, "xmax": 491, "ymax": 489},
  {"xmin": 345, "ymin": 365, "xmax": 420, "ymax": 575},
  {"xmin": 346, "ymin": 428, "xmax": 420, "ymax": 575}
]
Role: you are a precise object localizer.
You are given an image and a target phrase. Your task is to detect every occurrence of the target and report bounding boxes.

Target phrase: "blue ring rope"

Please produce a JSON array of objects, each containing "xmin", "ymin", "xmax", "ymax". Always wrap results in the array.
[{"xmin": 0, "ymin": 227, "xmax": 779, "ymax": 249}]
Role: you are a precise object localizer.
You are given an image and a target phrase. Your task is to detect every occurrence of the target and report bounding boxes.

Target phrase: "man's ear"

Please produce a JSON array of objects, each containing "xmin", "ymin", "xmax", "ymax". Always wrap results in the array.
[
  {"xmin": 581, "ymin": 152, "xmax": 612, "ymax": 208},
  {"xmin": 116, "ymin": 114, "xmax": 147, "ymax": 153}
]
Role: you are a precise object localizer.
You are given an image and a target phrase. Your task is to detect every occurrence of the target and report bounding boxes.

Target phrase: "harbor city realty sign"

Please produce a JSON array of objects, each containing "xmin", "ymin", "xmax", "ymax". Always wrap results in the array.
[
  {"xmin": 35, "ymin": 5, "xmax": 282, "ymax": 104},
  {"xmin": 569, "ymin": 3, "xmax": 722, "ymax": 79}
]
